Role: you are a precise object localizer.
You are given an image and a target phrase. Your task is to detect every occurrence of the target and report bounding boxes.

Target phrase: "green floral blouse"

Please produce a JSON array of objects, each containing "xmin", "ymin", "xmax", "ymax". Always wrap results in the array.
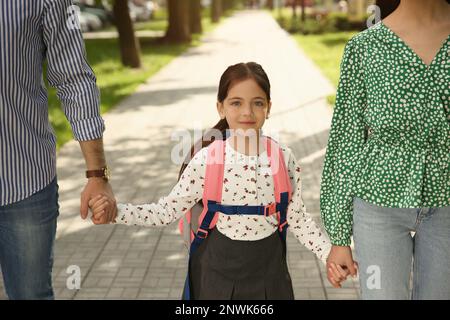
[{"xmin": 320, "ymin": 22, "xmax": 450, "ymax": 246}]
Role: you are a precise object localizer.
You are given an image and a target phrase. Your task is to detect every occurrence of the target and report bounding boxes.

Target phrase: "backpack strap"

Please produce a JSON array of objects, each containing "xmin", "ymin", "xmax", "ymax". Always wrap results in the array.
[
  {"xmin": 183, "ymin": 139, "xmax": 225, "ymax": 300},
  {"xmin": 183, "ymin": 136, "xmax": 293, "ymax": 300},
  {"xmin": 195, "ymin": 139, "xmax": 225, "ymax": 237},
  {"xmin": 192, "ymin": 136, "xmax": 292, "ymax": 246},
  {"xmin": 265, "ymin": 136, "xmax": 292, "ymax": 252}
]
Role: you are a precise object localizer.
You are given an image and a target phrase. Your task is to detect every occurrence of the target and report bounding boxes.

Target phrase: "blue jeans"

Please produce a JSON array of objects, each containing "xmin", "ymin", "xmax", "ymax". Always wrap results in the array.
[
  {"xmin": 352, "ymin": 197, "xmax": 450, "ymax": 300},
  {"xmin": 0, "ymin": 178, "xmax": 59, "ymax": 300}
]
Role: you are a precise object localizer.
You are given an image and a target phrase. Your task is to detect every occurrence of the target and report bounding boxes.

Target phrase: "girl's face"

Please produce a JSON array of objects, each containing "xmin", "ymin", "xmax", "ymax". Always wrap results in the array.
[{"xmin": 217, "ymin": 78, "xmax": 271, "ymax": 136}]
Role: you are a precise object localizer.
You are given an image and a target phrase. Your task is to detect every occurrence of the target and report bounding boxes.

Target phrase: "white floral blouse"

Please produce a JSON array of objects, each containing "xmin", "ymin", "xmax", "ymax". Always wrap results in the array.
[{"xmin": 116, "ymin": 138, "xmax": 332, "ymax": 264}]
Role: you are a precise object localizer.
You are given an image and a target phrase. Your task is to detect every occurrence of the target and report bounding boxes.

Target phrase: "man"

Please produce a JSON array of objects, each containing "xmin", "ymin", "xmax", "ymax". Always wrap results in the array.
[{"xmin": 0, "ymin": 0, "xmax": 116, "ymax": 299}]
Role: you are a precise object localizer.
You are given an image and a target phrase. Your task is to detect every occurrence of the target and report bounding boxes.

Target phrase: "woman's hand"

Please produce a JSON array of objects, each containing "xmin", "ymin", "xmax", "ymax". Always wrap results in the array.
[{"xmin": 326, "ymin": 245, "xmax": 358, "ymax": 288}]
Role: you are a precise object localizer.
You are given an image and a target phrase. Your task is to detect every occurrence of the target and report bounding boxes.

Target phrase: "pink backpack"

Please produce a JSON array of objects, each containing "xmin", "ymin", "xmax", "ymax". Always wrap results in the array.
[{"xmin": 179, "ymin": 135, "xmax": 293, "ymax": 299}]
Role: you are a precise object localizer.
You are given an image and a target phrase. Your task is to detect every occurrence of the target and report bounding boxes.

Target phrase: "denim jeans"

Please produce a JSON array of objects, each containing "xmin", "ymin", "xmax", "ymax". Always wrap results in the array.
[
  {"xmin": 0, "ymin": 178, "xmax": 59, "ymax": 300},
  {"xmin": 352, "ymin": 197, "xmax": 450, "ymax": 300}
]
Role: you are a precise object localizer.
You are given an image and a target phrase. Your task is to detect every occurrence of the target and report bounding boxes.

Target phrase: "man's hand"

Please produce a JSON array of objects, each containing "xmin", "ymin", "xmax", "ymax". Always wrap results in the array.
[
  {"xmin": 326, "ymin": 245, "xmax": 358, "ymax": 288},
  {"xmin": 80, "ymin": 178, "xmax": 117, "ymax": 224}
]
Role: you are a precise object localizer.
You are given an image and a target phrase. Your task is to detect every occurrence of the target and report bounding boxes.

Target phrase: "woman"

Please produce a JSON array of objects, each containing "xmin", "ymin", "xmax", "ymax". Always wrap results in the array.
[{"xmin": 321, "ymin": 0, "xmax": 450, "ymax": 299}]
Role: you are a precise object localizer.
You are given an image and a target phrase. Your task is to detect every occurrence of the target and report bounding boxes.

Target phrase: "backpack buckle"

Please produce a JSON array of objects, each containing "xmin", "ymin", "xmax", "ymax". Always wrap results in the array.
[
  {"xmin": 264, "ymin": 202, "xmax": 277, "ymax": 216},
  {"xmin": 197, "ymin": 228, "xmax": 209, "ymax": 239}
]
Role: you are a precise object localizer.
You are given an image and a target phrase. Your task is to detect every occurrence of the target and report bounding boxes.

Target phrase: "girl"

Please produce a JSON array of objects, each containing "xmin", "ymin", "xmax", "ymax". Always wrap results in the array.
[
  {"xmin": 322, "ymin": 0, "xmax": 450, "ymax": 299},
  {"xmin": 91, "ymin": 62, "xmax": 345, "ymax": 299}
]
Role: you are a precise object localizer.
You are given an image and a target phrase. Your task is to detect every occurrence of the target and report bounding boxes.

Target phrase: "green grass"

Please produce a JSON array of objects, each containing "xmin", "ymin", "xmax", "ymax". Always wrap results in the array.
[
  {"xmin": 48, "ymin": 10, "xmax": 219, "ymax": 149},
  {"xmin": 103, "ymin": 9, "xmax": 168, "ymax": 32},
  {"xmin": 293, "ymin": 31, "xmax": 356, "ymax": 88},
  {"xmin": 132, "ymin": 8, "xmax": 168, "ymax": 32},
  {"xmin": 271, "ymin": 9, "xmax": 357, "ymax": 106},
  {"xmin": 47, "ymin": 38, "xmax": 188, "ymax": 148},
  {"xmin": 293, "ymin": 32, "xmax": 357, "ymax": 106}
]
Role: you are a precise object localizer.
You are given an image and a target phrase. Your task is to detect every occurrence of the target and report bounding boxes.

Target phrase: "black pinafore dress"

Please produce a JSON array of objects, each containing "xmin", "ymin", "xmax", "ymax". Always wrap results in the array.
[{"xmin": 184, "ymin": 228, "xmax": 294, "ymax": 300}]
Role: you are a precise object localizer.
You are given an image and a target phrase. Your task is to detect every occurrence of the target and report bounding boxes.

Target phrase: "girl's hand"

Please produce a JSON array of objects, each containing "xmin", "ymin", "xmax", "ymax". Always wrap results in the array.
[
  {"xmin": 326, "ymin": 245, "xmax": 358, "ymax": 288},
  {"xmin": 88, "ymin": 194, "xmax": 112, "ymax": 224}
]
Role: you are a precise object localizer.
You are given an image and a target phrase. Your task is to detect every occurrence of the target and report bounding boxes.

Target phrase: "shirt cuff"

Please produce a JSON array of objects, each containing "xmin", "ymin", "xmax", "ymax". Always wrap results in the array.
[
  {"xmin": 330, "ymin": 236, "xmax": 352, "ymax": 247},
  {"xmin": 71, "ymin": 116, "xmax": 105, "ymax": 141},
  {"xmin": 113, "ymin": 203, "xmax": 129, "ymax": 225},
  {"xmin": 320, "ymin": 243, "xmax": 332, "ymax": 265}
]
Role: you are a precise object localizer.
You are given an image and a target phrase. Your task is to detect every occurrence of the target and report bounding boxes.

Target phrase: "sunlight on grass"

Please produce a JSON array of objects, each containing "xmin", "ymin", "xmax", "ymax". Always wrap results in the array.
[
  {"xmin": 48, "ymin": 9, "xmax": 223, "ymax": 149},
  {"xmin": 48, "ymin": 37, "xmax": 188, "ymax": 148},
  {"xmin": 294, "ymin": 32, "xmax": 356, "ymax": 107},
  {"xmin": 270, "ymin": 8, "xmax": 358, "ymax": 107},
  {"xmin": 293, "ymin": 32, "xmax": 356, "ymax": 88}
]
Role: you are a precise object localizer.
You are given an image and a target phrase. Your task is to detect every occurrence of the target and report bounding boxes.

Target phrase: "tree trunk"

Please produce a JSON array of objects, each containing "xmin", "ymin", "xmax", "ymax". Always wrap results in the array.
[
  {"xmin": 113, "ymin": 0, "xmax": 141, "ymax": 68},
  {"xmin": 222, "ymin": 0, "xmax": 232, "ymax": 12},
  {"xmin": 300, "ymin": 0, "xmax": 305, "ymax": 22},
  {"xmin": 190, "ymin": 0, "xmax": 203, "ymax": 34},
  {"xmin": 165, "ymin": 0, "xmax": 191, "ymax": 43},
  {"xmin": 211, "ymin": 0, "xmax": 222, "ymax": 23},
  {"xmin": 266, "ymin": 0, "xmax": 274, "ymax": 10}
]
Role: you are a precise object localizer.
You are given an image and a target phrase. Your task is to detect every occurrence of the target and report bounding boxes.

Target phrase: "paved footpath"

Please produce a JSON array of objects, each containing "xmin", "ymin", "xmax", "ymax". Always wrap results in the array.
[{"xmin": 0, "ymin": 10, "xmax": 360, "ymax": 300}]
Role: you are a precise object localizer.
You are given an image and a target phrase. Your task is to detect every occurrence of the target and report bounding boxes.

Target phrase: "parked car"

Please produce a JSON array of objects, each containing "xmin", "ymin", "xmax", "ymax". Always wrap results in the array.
[
  {"xmin": 76, "ymin": 11, "xmax": 90, "ymax": 33},
  {"xmin": 128, "ymin": 0, "xmax": 154, "ymax": 22},
  {"xmin": 77, "ymin": 11, "xmax": 103, "ymax": 32},
  {"xmin": 83, "ymin": 6, "xmax": 111, "ymax": 25},
  {"xmin": 73, "ymin": 0, "xmax": 113, "ymax": 28}
]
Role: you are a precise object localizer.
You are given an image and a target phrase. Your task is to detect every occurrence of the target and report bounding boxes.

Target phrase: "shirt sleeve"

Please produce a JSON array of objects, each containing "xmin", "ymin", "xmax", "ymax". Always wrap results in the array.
[
  {"xmin": 115, "ymin": 149, "xmax": 207, "ymax": 227},
  {"xmin": 285, "ymin": 148, "xmax": 332, "ymax": 265},
  {"xmin": 42, "ymin": 0, "xmax": 104, "ymax": 141},
  {"xmin": 319, "ymin": 36, "xmax": 368, "ymax": 246}
]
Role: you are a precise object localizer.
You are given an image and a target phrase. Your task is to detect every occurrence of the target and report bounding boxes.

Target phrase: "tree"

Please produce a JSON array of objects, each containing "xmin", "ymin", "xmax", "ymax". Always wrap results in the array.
[
  {"xmin": 211, "ymin": 0, "xmax": 222, "ymax": 23},
  {"xmin": 222, "ymin": 0, "xmax": 233, "ymax": 12},
  {"xmin": 190, "ymin": 0, "xmax": 203, "ymax": 34},
  {"xmin": 291, "ymin": 0, "xmax": 297, "ymax": 18},
  {"xmin": 266, "ymin": 0, "xmax": 274, "ymax": 10},
  {"xmin": 165, "ymin": 0, "xmax": 191, "ymax": 43},
  {"xmin": 113, "ymin": 0, "xmax": 141, "ymax": 68},
  {"xmin": 300, "ymin": 0, "xmax": 305, "ymax": 22},
  {"xmin": 289, "ymin": 0, "xmax": 305, "ymax": 21},
  {"xmin": 222, "ymin": 0, "xmax": 241, "ymax": 13}
]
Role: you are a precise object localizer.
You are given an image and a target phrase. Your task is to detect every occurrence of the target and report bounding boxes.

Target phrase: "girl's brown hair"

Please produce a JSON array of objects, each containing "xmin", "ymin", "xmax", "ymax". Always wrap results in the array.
[{"xmin": 177, "ymin": 62, "xmax": 271, "ymax": 181}]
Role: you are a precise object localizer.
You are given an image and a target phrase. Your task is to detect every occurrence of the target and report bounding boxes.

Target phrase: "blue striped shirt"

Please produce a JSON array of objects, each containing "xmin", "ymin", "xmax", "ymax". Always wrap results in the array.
[{"xmin": 0, "ymin": 0, "xmax": 105, "ymax": 206}]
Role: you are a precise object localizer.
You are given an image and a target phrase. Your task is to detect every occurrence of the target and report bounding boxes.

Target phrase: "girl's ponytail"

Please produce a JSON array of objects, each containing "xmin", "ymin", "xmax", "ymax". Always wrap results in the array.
[{"xmin": 177, "ymin": 118, "xmax": 229, "ymax": 181}]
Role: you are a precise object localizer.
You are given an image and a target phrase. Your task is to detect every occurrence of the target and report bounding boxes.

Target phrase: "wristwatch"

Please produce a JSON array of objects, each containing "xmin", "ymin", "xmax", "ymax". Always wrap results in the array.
[{"xmin": 86, "ymin": 166, "xmax": 110, "ymax": 182}]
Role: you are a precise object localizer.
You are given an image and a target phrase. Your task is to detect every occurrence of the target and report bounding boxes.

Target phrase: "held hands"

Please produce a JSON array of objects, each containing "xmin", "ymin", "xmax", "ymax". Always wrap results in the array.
[
  {"xmin": 80, "ymin": 177, "xmax": 117, "ymax": 224},
  {"xmin": 326, "ymin": 245, "xmax": 358, "ymax": 288},
  {"xmin": 89, "ymin": 194, "xmax": 117, "ymax": 224}
]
